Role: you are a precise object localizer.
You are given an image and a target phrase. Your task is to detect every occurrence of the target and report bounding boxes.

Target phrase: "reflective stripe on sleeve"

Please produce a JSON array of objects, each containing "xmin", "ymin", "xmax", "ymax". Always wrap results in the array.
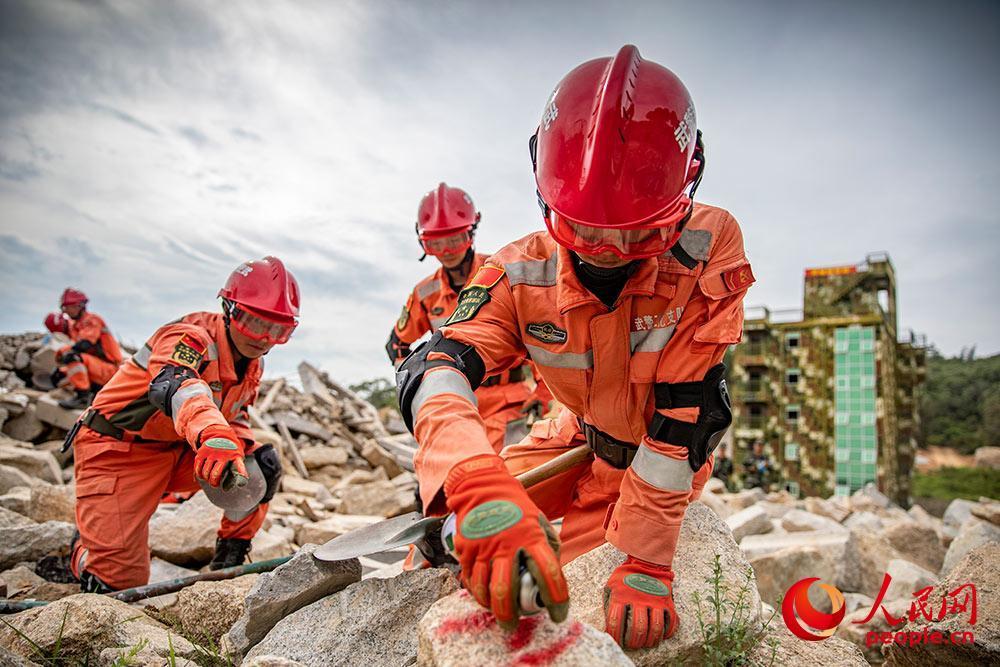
[
  {"xmin": 631, "ymin": 444, "xmax": 694, "ymax": 491},
  {"xmin": 430, "ymin": 317, "xmax": 448, "ymax": 330},
  {"xmin": 206, "ymin": 343, "xmax": 219, "ymax": 361},
  {"xmin": 417, "ymin": 281, "xmax": 441, "ymax": 299},
  {"xmin": 132, "ymin": 344, "xmax": 152, "ymax": 369},
  {"xmin": 525, "ymin": 343, "xmax": 593, "ymax": 369},
  {"xmin": 411, "ymin": 368, "xmax": 477, "ymax": 418},
  {"xmin": 630, "ymin": 325, "xmax": 677, "ymax": 354},
  {"xmin": 505, "ymin": 256, "xmax": 558, "ymax": 287},
  {"xmin": 64, "ymin": 363, "xmax": 86, "ymax": 377},
  {"xmin": 170, "ymin": 382, "xmax": 213, "ymax": 421}
]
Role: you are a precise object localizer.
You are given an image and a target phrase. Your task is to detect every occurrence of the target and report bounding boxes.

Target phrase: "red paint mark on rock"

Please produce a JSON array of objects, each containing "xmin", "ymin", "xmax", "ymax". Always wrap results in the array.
[
  {"xmin": 506, "ymin": 615, "xmax": 541, "ymax": 651},
  {"xmin": 511, "ymin": 621, "xmax": 584, "ymax": 666},
  {"xmin": 435, "ymin": 609, "xmax": 497, "ymax": 639}
]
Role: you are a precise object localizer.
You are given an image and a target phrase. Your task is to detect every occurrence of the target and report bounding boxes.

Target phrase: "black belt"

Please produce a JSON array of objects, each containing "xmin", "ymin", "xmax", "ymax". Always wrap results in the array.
[
  {"xmin": 579, "ymin": 419, "xmax": 637, "ymax": 470},
  {"xmin": 481, "ymin": 365, "xmax": 527, "ymax": 387},
  {"xmin": 79, "ymin": 409, "xmax": 147, "ymax": 443}
]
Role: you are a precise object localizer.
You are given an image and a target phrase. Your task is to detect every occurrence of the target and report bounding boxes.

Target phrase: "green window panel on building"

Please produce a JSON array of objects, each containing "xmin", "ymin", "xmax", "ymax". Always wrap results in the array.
[{"xmin": 834, "ymin": 326, "xmax": 877, "ymax": 495}]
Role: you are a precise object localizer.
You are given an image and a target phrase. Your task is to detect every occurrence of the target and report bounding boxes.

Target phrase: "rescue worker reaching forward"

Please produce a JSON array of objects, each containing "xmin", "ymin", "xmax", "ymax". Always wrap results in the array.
[
  {"xmin": 397, "ymin": 46, "xmax": 754, "ymax": 650},
  {"xmin": 386, "ymin": 183, "xmax": 552, "ymax": 451},
  {"xmin": 67, "ymin": 257, "xmax": 298, "ymax": 592},
  {"xmin": 46, "ymin": 289, "xmax": 124, "ymax": 410}
]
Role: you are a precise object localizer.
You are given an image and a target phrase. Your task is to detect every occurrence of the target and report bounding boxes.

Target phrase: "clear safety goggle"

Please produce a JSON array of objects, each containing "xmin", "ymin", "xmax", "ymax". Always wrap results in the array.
[
  {"xmin": 420, "ymin": 230, "xmax": 473, "ymax": 256},
  {"xmin": 543, "ymin": 209, "xmax": 683, "ymax": 260},
  {"xmin": 229, "ymin": 304, "xmax": 297, "ymax": 345}
]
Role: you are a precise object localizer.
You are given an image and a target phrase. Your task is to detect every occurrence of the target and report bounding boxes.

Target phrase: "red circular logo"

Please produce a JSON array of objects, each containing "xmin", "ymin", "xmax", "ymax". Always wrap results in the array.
[{"xmin": 781, "ymin": 577, "xmax": 846, "ymax": 641}]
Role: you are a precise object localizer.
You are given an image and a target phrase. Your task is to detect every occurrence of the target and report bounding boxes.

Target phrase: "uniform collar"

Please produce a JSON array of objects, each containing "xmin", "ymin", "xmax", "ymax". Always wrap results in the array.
[
  {"xmin": 555, "ymin": 245, "xmax": 657, "ymax": 314},
  {"xmin": 436, "ymin": 251, "xmax": 485, "ymax": 295}
]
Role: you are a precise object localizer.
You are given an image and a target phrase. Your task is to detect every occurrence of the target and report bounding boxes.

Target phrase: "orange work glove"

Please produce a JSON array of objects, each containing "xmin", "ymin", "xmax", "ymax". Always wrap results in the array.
[
  {"xmin": 445, "ymin": 454, "xmax": 570, "ymax": 630},
  {"xmin": 604, "ymin": 556, "xmax": 677, "ymax": 650},
  {"xmin": 195, "ymin": 424, "xmax": 248, "ymax": 489}
]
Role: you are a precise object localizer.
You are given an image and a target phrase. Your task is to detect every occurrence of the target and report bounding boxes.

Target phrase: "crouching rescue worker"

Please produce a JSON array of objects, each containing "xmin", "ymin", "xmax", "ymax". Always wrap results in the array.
[
  {"xmin": 386, "ymin": 183, "xmax": 553, "ymax": 451},
  {"xmin": 65, "ymin": 257, "xmax": 299, "ymax": 592},
  {"xmin": 396, "ymin": 46, "xmax": 754, "ymax": 650},
  {"xmin": 45, "ymin": 289, "xmax": 124, "ymax": 409}
]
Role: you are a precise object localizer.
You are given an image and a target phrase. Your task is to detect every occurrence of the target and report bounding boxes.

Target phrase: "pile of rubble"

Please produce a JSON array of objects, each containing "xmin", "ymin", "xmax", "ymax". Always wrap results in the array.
[
  {"xmin": 0, "ymin": 332, "xmax": 996, "ymax": 665},
  {"xmin": 700, "ymin": 479, "xmax": 999, "ymax": 665}
]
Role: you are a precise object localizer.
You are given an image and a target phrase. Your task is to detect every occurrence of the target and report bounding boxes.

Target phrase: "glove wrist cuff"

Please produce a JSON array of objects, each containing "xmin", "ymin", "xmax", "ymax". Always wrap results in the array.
[{"xmin": 444, "ymin": 454, "xmax": 505, "ymax": 496}]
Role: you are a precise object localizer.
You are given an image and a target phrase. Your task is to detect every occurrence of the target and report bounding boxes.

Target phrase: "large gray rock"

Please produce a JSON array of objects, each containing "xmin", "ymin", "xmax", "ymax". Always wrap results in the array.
[
  {"xmin": 0, "ymin": 482, "xmax": 75, "ymax": 523},
  {"xmin": 726, "ymin": 488, "xmax": 766, "ymax": 511},
  {"xmin": 0, "ymin": 594, "xmax": 197, "ymax": 664},
  {"xmin": 883, "ymin": 559, "xmax": 937, "ymax": 602},
  {"xmin": 418, "ymin": 589, "xmax": 630, "ymax": 667},
  {"xmin": 148, "ymin": 491, "xmax": 224, "ymax": 565},
  {"xmin": 844, "ymin": 510, "xmax": 885, "ymax": 533},
  {"xmin": 884, "ymin": 521, "xmax": 946, "ymax": 573},
  {"xmin": 851, "ymin": 483, "xmax": 892, "ymax": 511},
  {"xmin": 805, "ymin": 495, "xmax": 852, "ymax": 523},
  {"xmin": 337, "ymin": 479, "xmax": 417, "ymax": 517},
  {"xmin": 741, "ymin": 530, "xmax": 854, "ymax": 588},
  {"xmin": 298, "ymin": 445, "xmax": 348, "ymax": 469},
  {"xmin": 781, "ymin": 509, "xmax": 848, "ymax": 533},
  {"xmin": 884, "ymin": 544, "xmax": 999, "ymax": 665},
  {"xmin": 0, "ymin": 646, "xmax": 41, "ymax": 666},
  {"xmin": 726, "ymin": 504, "xmax": 773, "ymax": 541},
  {"xmin": 0, "ymin": 443, "xmax": 62, "ymax": 485},
  {"xmin": 221, "ymin": 544, "xmax": 361, "ymax": 661},
  {"xmin": 694, "ymin": 492, "xmax": 732, "ymax": 519},
  {"xmin": 566, "ymin": 503, "xmax": 761, "ymax": 665},
  {"xmin": 844, "ymin": 530, "xmax": 905, "ymax": 594},
  {"xmin": 0, "ymin": 464, "xmax": 36, "ymax": 494},
  {"xmin": 750, "ymin": 546, "xmax": 839, "ymax": 611},
  {"xmin": 248, "ymin": 568, "xmax": 458, "ymax": 666},
  {"xmin": 160, "ymin": 574, "xmax": 259, "ymax": 644},
  {"xmin": 751, "ymin": 623, "xmax": 867, "ymax": 666},
  {"xmin": 941, "ymin": 517, "xmax": 1000, "ymax": 574},
  {"xmin": 942, "ymin": 498, "xmax": 977, "ymax": 529},
  {"xmin": 0, "ymin": 505, "xmax": 35, "ymax": 529},
  {"xmin": 0, "ymin": 520, "xmax": 75, "ymax": 570},
  {"xmin": 0, "ymin": 406, "xmax": 44, "ymax": 443}
]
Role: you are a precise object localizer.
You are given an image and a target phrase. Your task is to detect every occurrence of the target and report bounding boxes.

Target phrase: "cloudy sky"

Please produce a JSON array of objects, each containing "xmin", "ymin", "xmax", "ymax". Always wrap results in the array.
[{"xmin": 1, "ymin": 0, "xmax": 998, "ymax": 384}]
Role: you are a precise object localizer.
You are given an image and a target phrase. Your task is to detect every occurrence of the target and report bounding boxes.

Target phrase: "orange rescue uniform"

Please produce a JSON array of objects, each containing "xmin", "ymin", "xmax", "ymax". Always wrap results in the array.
[
  {"xmin": 70, "ymin": 312, "xmax": 269, "ymax": 589},
  {"xmin": 389, "ymin": 252, "xmax": 552, "ymax": 451},
  {"xmin": 60, "ymin": 311, "xmax": 123, "ymax": 391},
  {"xmin": 411, "ymin": 204, "xmax": 753, "ymax": 567}
]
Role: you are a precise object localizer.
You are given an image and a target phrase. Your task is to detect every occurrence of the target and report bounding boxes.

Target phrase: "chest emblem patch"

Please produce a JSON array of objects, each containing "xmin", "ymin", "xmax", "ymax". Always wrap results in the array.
[{"xmin": 526, "ymin": 322, "xmax": 568, "ymax": 344}]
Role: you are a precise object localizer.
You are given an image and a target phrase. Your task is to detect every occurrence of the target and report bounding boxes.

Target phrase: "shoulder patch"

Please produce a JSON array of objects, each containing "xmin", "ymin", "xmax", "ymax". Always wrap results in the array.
[
  {"xmin": 396, "ymin": 306, "xmax": 410, "ymax": 330},
  {"xmin": 171, "ymin": 333, "xmax": 206, "ymax": 369},
  {"xmin": 468, "ymin": 265, "xmax": 505, "ymax": 289},
  {"xmin": 445, "ymin": 286, "xmax": 491, "ymax": 325},
  {"xmin": 722, "ymin": 263, "xmax": 756, "ymax": 291}
]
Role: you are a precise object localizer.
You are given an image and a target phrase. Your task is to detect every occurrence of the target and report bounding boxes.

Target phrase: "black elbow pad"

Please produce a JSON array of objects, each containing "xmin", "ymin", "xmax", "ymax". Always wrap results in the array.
[
  {"xmin": 396, "ymin": 331, "xmax": 486, "ymax": 432},
  {"xmin": 148, "ymin": 364, "xmax": 200, "ymax": 418},
  {"xmin": 71, "ymin": 339, "xmax": 95, "ymax": 355},
  {"xmin": 385, "ymin": 330, "xmax": 411, "ymax": 364}
]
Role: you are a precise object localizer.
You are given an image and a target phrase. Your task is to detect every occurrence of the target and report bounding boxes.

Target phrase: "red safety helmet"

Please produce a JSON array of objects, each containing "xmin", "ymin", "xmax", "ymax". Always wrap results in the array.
[
  {"xmin": 44, "ymin": 312, "xmax": 68, "ymax": 334},
  {"xmin": 60, "ymin": 288, "xmax": 88, "ymax": 308},
  {"xmin": 531, "ymin": 45, "xmax": 705, "ymax": 260},
  {"xmin": 218, "ymin": 256, "xmax": 300, "ymax": 345},
  {"xmin": 415, "ymin": 183, "xmax": 480, "ymax": 258}
]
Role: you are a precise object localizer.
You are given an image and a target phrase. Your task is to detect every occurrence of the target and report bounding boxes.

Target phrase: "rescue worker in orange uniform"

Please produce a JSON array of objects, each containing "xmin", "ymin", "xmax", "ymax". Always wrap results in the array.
[
  {"xmin": 65, "ymin": 257, "xmax": 299, "ymax": 592},
  {"xmin": 397, "ymin": 46, "xmax": 754, "ymax": 650},
  {"xmin": 386, "ymin": 183, "xmax": 553, "ymax": 451},
  {"xmin": 46, "ymin": 289, "xmax": 124, "ymax": 410}
]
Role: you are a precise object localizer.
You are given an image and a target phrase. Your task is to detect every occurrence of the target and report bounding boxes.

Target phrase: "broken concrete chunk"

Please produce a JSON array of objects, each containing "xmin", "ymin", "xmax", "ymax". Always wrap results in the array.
[
  {"xmin": 0, "ymin": 482, "xmax": 75, "ymax": 523},
  {"xmin": 148, "ymin": 491, "xmax": 224, "ymax": 566},
  {"xmin": 248, "ymin": 568, "xmax": 458, "ymax": 666},
  {"xmin": 567, "ymin": 503, "xmax": 761, "ymax": 665},
  {"xmin": 0, "ymin": 594, "xmax": 197, "ymax": 664},
  {"xmin": 726, "ymin": 504, "xmax": 773, "ymax": 541},
  {"xmin": 0, "ymin": 520, "xmax": 75, "ymax": 570},
  {"xmin": 1, "ymin": 405, "xmax": 45, "ymax": 442},
  {"xmin": 0, "ymin": 443, "xmax": 62, "ymax": 485},
  {"xmin": 781, "ymin": 508, "xmax": 848, "ymax": 533},
  {"xmin": 221, "ymin": 543, "xmax": 361, "ymax": 661},
  {"xmin": 338, "ymin": 479, "xmax": 417, "ymax": 517},
  {"xmin": 161, "ymin": 574, "xmax": 259, "ymax": 644},
  {"xmin": 34, "ymin": 394, "xmax": 82, "ymax": 431},
  {"xmin": 941, "ymin": 516, "xmax": 1000, "ymax": 575},
  {"xmin": 804, "ymin": 495, "xmax": 852, "ymax": 523},
  {"xmin": 942, "ymin": 498, "xmax": 977, "ymax": 529},
  {"xmin": 418, "ymin": 589, "xmax": 630, "ymax": 667},
  {"xmin": 294, "ymin": 514, "xmax": 383, "ymax": 546}
]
